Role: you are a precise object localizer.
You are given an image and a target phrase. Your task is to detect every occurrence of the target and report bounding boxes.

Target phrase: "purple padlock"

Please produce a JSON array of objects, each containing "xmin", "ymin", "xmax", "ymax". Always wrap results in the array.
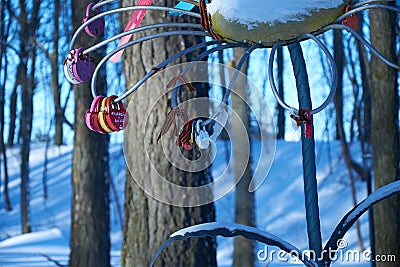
[
  {"xmin": 82, "ymin": 2, "xmax": 105, "ymax": 37},
  {"xmin": 71, "ymin": 47, "xmax": 94, "ymax": 83}
]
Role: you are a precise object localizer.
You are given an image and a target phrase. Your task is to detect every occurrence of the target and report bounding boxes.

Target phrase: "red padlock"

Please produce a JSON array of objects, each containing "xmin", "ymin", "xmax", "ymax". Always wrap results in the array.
[
  {"xmin": 177, "ymin": 119, "xmax": 195, "ymax": 150},
  {"xmin": 304, "ymin": 108, "xmax": 312, "ymax": 139},
  {"xmin": 85, "ymin": 96, "xmax": 108, "ymax": 134},
  {"xmin": 343, "ymin": 5, "xmax": 358, "ymax": 30},
  {"xmin": 82, "ymin": 2, "xmax": 105, "ymax": 37},
  {"xmin": 104, "ymin": 95, "xmax": 128, "ymax": 131}
]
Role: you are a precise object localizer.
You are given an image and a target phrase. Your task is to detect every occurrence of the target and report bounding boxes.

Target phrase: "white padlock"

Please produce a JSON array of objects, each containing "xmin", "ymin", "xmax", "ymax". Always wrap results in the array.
[{"xmin": 195, "ymin": 120, "xmax": 211, "ymax": 149}]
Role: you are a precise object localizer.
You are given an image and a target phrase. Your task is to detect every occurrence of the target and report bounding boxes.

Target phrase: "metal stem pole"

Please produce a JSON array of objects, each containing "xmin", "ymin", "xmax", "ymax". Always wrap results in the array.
[
  {"xmin": 288, "ymin": 42, "xmax": 323, "ymax": 267},
  {"xmin": 367, "ymin": 173, "xmax": 376, "ymax": 267}
]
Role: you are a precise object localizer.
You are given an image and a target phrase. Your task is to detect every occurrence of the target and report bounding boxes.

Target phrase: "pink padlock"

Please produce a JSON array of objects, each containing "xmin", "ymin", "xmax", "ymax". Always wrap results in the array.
[
  {"xmin": 82, "ymin": 2, "xmax": 105, "ymax": 37},
  {"xmin": 72, "ymin": 47, "xmax": 94, "ymax": 83},
  {"xmin": 86, "ymin": 96, "xmax": 107, "ymax": 134}
]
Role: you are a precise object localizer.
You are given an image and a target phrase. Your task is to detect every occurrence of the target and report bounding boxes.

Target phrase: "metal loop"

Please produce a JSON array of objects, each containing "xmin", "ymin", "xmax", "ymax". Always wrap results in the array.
[
  {"xmin": 268, "ymin": 34, "xmax": 338, "ymax": 115},
  {"xmin": 70, "ymin": 6, "xmax": 201, "ymax": 50},
  {"xmin": 352, "ymin": 0, "xmax": 396, "ymax": 9},
  {"xmin": 90, "ymin": 30, "xmax": 209, "ymax": 100},
  {"xmin": 92, "ymin": 0, "xmax": 118, "ymax": 10},
  {"xmin": 83, "ymin": 23, "xmax": 203, "ymax": 55},
  {"xmin": 323, "ymin": 24, "xmax": 400, "ymax": 70},
  {"xmin": 334, "ymin": 3, "xmax": 400, "ymax": 23}
]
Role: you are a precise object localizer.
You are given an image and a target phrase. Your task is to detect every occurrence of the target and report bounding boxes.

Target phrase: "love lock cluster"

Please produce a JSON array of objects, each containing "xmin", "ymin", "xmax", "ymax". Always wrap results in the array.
[
  {"xmin": 64, "ymin": 2, "xmax": 128, "ymax": 134},
  {"xmin": 171, "ymin": 117, "xmax": 212, "ymax": 151},
  {"xmin": 158, "ymin": 107, "xmax": 222, "ymax": 151},
  {"xmin": 85, "ymin": 95, "xmax": 128, "ymax": 134},
  {"xmin": 176, "ymin": 119, "xmax": 212, "ymax": 150},
  {"xmin": 177, "ymin": 119, "xmax": 213, "ymax": 150}
]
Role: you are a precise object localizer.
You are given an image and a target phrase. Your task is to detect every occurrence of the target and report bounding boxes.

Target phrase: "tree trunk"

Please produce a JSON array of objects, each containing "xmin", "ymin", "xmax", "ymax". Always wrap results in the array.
[
  {"xmin": 18, "ymin": 0, "xmax": 40, "ymax": 233},
  {"xmin": 0, "ymin": 0, "xmax": 20, "ymax": 147},
  {"xmin": 276, "ymin": 47, "xmax": 285, "ymax": 139},
  {"xmin": 369, "ymin": 6, "xmax": 400, "ymax": 267},
  {"xmin": 333, "ymin": 30, "xmax": 343, "ymax": 141},
  {"xmin": 0, "ymin": 0, "xmax": 12, "ymax": 211},
  {"xmin": 20, "ymin": 63, "xmax": 31, "ymax": 233},
  {"xmin": 333, "ymin": 30, "xmax": 364, "ymax": 251},
  {"xmin": 7, "ymin": 74, "xmax": 18, "ymax": 147},
  {"xmin": 69, "ymin": 0, "xmax": 110, "ymax": 266},
  {"xmin": 231, "ymin": 48, "xmax": 255, "ymax": 267},
  {"xmin": 121, "ymin": 1, "xmax": 216, "ymax": 266},
  {"xmin": 356, "ymin": 10, "xmax": 371, "ymax": 146},
  {"xmin": 50, "ymin": 0, "xmax": 63, "ymax": 146}
]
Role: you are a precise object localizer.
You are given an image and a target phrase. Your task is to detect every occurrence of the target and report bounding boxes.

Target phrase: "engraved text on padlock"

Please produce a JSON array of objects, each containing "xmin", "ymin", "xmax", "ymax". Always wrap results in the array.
[{"xmin": 105, "ymin": 95, "xmax": 127, "ymax": 131}]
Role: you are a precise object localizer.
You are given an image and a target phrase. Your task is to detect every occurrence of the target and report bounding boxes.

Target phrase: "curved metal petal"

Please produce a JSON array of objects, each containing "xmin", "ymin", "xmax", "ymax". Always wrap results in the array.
[
  {"xmin": 324, "ymin": 180, "xmax": 400, "ymax": 265},
  {"xmin": 151, "ymin": 222, "xmax": 318, "ymax": 267}
]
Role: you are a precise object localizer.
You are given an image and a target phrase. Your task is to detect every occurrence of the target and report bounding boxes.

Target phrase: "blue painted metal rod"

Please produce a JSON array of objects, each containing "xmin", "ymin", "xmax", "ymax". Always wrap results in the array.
[{"xmin": 288, "ymin": 42, "xmax": 323, "ymax": 267}]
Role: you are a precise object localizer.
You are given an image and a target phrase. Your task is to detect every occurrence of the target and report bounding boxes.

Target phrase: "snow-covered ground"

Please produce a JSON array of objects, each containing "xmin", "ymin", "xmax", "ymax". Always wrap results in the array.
[{"xmin": 0, "ymin": 140, "xmax": 371, "ymax": 266}]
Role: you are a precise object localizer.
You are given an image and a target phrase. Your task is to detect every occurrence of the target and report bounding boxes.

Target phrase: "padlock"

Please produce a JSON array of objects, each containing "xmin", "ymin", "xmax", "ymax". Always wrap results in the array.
[
  {"xmin": 343, "ymin": 5, "xmax": 358, "ymax": 31},
  {"xmin": 63, "ymin": 49, "xmax": 80, "ymax": 84},
  {"xmin": 82, "ymin": 2, "xmax": 105, "ymax": 37},
  {"xmin": 177, "ymin": 119, "xmax": 195, "ymax": 150},
  {"xmin": 71, "ymin": 47, "xmax": 94, "ymax": 83},
  {"xmin": 195, "ymin": 120, "xmax": 211, "ymax": 149},
  {"xmin": 85, "ymin": 96, "xmax": 107, "ymax": 134},
  {"xmin": 104, "ymin": 95, "xmax": 128, "ymax": 131},
  {"xmin": 98, "ymin": 97, "xmax": 115, "ymax": 133}
]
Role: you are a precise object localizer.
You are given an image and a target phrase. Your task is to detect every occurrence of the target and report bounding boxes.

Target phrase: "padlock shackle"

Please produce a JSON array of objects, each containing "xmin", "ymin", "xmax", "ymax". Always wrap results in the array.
[
  {"xmin": 105, "ymin": 95, "xmax": 122, "ymax": 112},
  {"xmin": 86, "ymin": 2, "xmax": 96, "ymax": 18},
  {"xmin": 74, "ymin": 47, "xmax": 85, "ymax": 63},
  {"xmin": 90, "ymin": 95, "xmax": 104, "ymax": 112}
]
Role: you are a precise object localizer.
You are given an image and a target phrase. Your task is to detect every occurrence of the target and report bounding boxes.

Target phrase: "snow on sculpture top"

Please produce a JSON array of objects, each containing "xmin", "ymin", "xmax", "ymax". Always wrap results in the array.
[
  {"xmin": 206, "ymin": 0, "xmax": 351, "ymax": 45},
  {"xmin": 207, "ymin": 0, "xmax": 346, "ymax": 25}
]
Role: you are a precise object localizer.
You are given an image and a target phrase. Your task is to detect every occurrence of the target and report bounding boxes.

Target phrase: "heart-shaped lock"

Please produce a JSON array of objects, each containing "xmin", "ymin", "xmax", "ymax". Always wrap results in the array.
[
  {"xmin": 98, "ymin": 97, "xmax": 115, "ymax": 133},
  {"xmin": 85, "ymin": 96, "xmax": 107, "ymax": 134},
  {"xmin": 64, "ymin": 49, "xmax": 80, "ymax": 84},
  {"xmin": 71, "ymin": 47, "xmax": 94, "ymax": 83},
  {"xmin": 104, "ymin": 95, "xmax": 128, "ymax": 131},
  {"xmin": 82, "ymin": 2, "xmax": 105, "ymax": 37}
]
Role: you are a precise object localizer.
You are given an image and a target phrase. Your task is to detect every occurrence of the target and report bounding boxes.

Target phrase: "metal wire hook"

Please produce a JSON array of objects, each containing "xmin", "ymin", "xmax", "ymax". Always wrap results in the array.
[
  {"xmin": 89, "ymin": 30, "xmax": 209, "ymax": 100},
  {"xmin": 70, "ymin": 6, "xmax": 201, "ymax": 51},
  {"xmin": 352, "ymin": 0, "xmax": 397, "ymax": 9},
  {"xmin": 335, "ymin": 3, "xmax": 400, "ymax": 23},
  {"xmin": 323, "ymin": 23, "xmax": 400, "ymax": 70},
  {"xmin": 171, "ymin": 42, "xmax": 246, "ymax": 109},
  {"xmin": 83, "ymin": 23, "xmax": 203, "ymax": 55},
  {"xmin": 203, "ymin": 43, "xmax": 261, "ymax": 128}
]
